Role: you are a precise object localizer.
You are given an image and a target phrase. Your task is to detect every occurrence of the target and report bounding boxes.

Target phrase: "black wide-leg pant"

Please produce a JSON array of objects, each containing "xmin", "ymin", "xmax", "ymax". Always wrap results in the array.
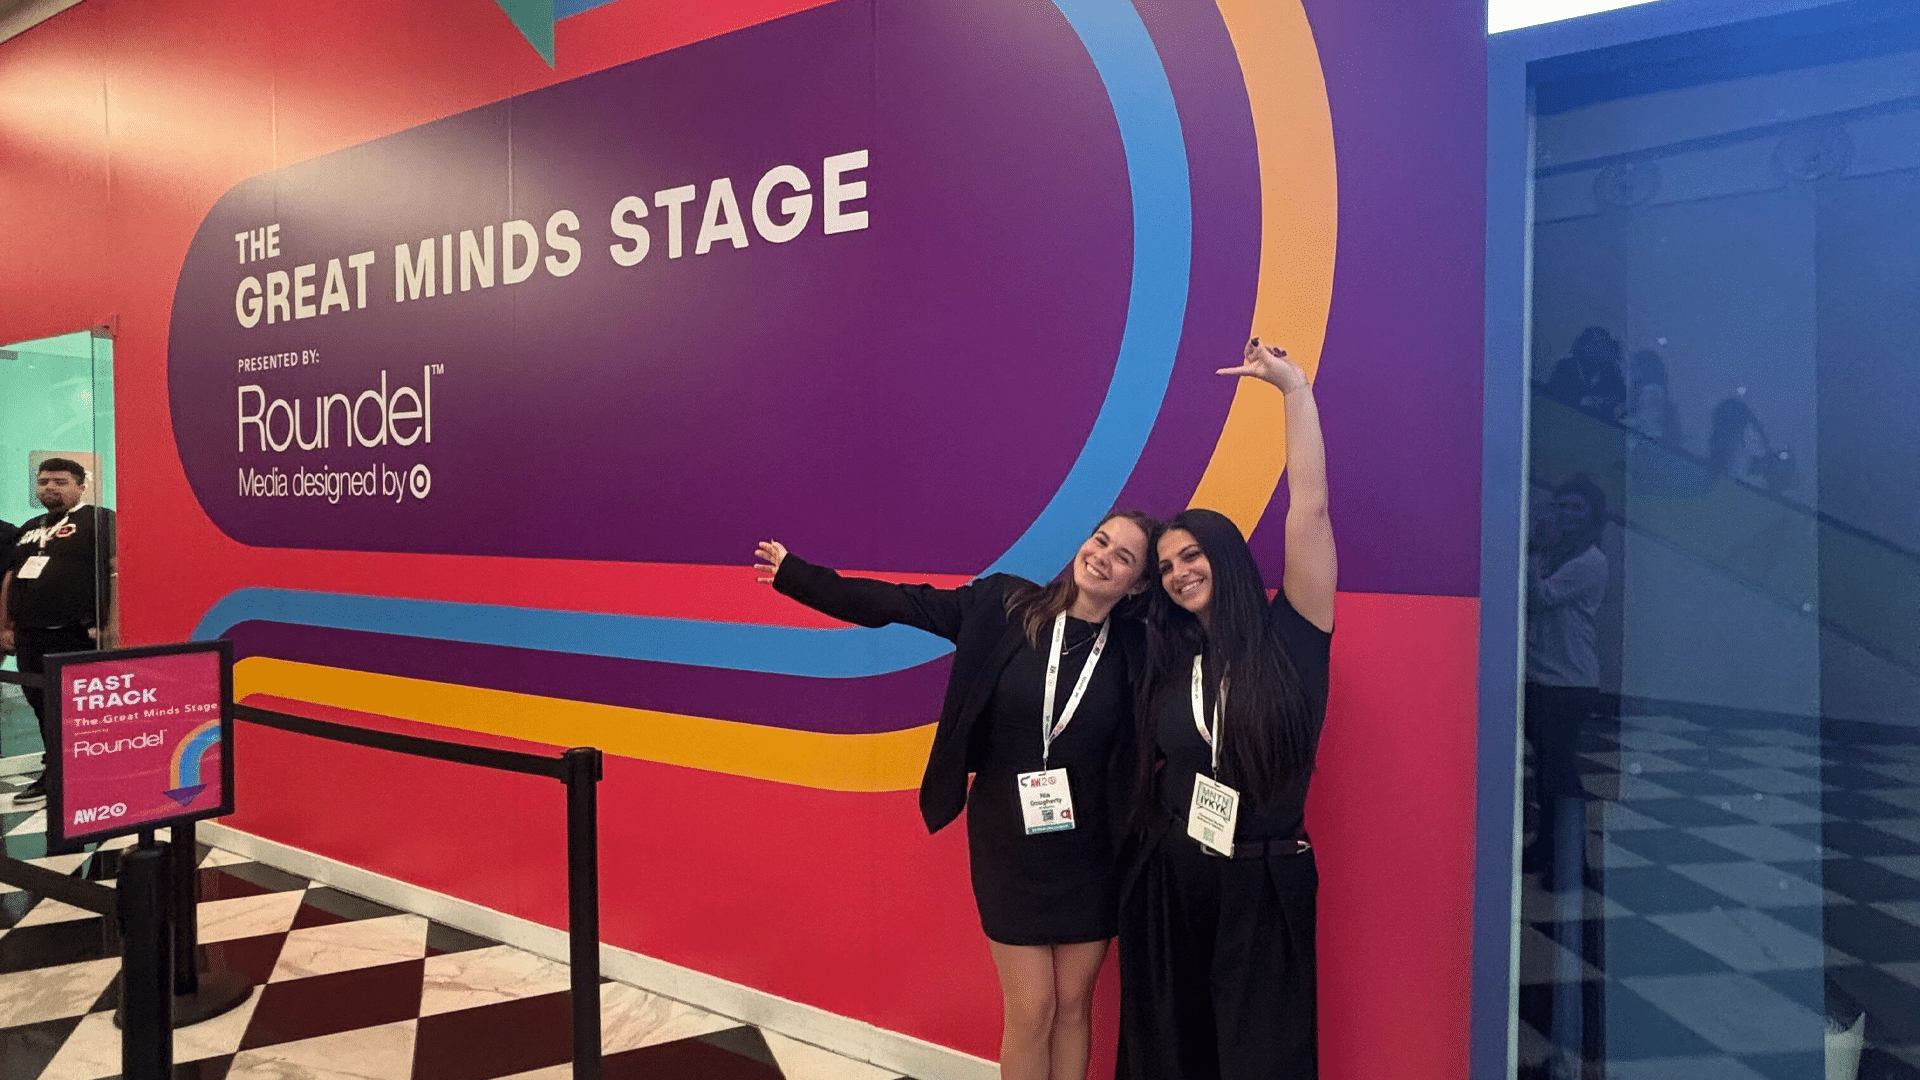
[
  {"xmin": 1118, "ymin": 833, "xmax": 1319, "ymax": 1080},
  {"xmin": 1522, "ymin": 681, "xmax": 1601, "ymax": 876},
  {"xmin": 14, "ymin": 625, "xmax": 97, "ymax": 763}
]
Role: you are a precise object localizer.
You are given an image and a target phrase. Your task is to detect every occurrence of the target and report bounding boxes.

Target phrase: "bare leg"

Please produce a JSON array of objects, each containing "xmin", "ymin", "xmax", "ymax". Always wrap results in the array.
[
  {"xmin": 989, "ymin": 940, "xmax": 1058, "ymax": 1080},
  {"xmin": 1047, "ymin": 940, "xmax": 1111, "ymax": 1080}
]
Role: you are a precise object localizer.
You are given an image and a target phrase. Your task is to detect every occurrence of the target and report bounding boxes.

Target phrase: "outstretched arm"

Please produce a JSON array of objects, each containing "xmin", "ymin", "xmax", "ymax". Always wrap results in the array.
[
  {"xmin": 754, "ymin": 540, "xmax": 980, "ymax": 641},
  {"xmin": 1217, "ymin": 340, "xmax": 1337, "ymax": 632}
]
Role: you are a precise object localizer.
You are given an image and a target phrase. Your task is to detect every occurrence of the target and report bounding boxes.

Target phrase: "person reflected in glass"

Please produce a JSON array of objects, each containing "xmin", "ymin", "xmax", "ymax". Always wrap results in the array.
[
  {"xmin": 1707, "ymin": 396, "xmax": 1796, "ymax": 495},
  {"xmin": 1544, "ymin": 326, "xmax": 1627, "ymax": 419},
  {"xmin": 754, "ymin": 511, "xmax": 1160, "ymax": 1080},
  {"xmin": 1521, "ymin": 475, "xmax": 1608, "ymax": 882},
  {"xmin": 1117, "ymin": 339, "xmax": 1336, "ymax": 1080},
  {"xmin": 1624, "ymin": 348, "xmax": 1681, "ymax": 447},
  {"xmin": 1622, "ymin": 348, "xmax": 1700, "ymax": 497}
]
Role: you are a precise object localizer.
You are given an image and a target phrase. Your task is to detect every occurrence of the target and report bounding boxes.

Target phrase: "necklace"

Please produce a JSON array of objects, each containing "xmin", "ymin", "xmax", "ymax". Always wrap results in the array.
[{"xmin": 1058, "ymin": 621, "xmax": 1101, "ymax": 655}]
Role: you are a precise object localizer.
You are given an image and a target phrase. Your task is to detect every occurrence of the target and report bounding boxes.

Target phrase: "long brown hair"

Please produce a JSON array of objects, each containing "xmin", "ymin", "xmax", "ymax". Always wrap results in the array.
[{"xmin": 1005, "ymin": 510, "xmax": 1161, "ymax": 644}]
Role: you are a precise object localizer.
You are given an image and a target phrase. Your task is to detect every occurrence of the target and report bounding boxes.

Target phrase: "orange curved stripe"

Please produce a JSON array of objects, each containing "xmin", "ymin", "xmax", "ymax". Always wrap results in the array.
[
  {"xmin": 233, "ymin": 657, "xmax": 933, "ymax": 792},
  {"xmin": 1188, "ymin": 0, "xmax": 1339, "ymax": 535}
]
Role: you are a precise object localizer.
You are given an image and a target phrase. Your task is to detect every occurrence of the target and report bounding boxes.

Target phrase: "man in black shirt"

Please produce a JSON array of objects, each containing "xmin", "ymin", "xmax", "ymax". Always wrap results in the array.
[
  {"xmin": 0, "ymin": 459, "xmax": 116, "ymax": 805},
  {"xmin": 1543, "ymin": 326, "xmax": 1628, "ymax": 420}
]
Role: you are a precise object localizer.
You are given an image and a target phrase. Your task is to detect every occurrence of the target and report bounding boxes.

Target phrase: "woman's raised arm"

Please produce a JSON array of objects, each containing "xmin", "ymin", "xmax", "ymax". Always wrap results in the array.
[{"xmin": 1215, "ymin": 340, "xmax": 1336, "ymax": 632}]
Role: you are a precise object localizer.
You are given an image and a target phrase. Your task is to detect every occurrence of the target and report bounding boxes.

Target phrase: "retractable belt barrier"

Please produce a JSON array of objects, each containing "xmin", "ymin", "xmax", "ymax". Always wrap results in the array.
[
  {"xmin": 1, "ymin": 665, "xmax": 606, "ymax": 1080},
  {"xmin": 231, "ymin": 700, "xmax": 606, "ymax": 1080}
]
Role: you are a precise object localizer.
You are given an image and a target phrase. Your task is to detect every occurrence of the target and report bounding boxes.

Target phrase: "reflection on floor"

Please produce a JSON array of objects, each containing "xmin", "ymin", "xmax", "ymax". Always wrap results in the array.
[
  {"xmin": 0, "ymin": 777, "xmax": 919, "ymax": 1080},
  {"xmin": 1520, "ymin": 708, "xmax": 1920, "ymax": 1080}
]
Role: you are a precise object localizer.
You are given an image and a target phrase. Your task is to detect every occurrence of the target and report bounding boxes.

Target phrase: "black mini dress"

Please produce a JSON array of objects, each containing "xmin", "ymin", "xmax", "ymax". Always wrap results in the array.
[{"xmin": 964, "ymin": 616, "xmax": 1129, "ymax": 946}]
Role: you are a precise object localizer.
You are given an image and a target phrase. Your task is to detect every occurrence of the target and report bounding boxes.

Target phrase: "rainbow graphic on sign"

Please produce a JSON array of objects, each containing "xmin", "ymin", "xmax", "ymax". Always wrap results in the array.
[{"xmin": 166, "ymin": 719, "xmax": 222, "ymax": 806}]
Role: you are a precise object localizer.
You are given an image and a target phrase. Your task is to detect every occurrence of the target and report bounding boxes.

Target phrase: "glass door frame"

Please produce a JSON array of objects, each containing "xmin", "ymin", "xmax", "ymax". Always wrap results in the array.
[
  {"xmin": 0, "ymin": 324, "xmax": 114, "ymax": 775},
  {"xmin": 1472, "ymin": 2, "xmax": 1854, "ymax": 1076}
]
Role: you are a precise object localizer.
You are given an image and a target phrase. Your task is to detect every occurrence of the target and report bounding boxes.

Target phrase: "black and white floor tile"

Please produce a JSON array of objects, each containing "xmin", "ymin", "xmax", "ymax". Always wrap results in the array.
[
  {"xmin": 0, "ymin": 775, "xmax": 918, "ymax": 1080},
  {"xmin": 1520, "ymin": 708, "xmax": 1920, "ymax": 1080}
]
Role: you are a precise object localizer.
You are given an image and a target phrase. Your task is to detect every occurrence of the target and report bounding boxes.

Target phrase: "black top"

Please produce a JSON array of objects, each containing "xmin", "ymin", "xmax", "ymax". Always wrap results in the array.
[
  {"xmin": 1151, "ymin": 591, "xmax": 1332, "ymax": 841},
  {"xmin": 1544, "ymin": 353, "xmax": 1627, "ymax": 418},
  {"xmin": 773, "ymin": 554, "xmax": 1143, "ymax": 835},
  {"xmin": 4, "ymin": 505, "xmax": 115, "ymax": 630},
  {"xmin": 977, "ymin": 615, "xmax": 1119, "ymax": 775}
]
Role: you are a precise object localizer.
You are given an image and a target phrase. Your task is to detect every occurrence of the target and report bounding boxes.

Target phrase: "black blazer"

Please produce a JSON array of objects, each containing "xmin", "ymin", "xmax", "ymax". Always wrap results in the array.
[{"xmin": 773, "ymin": 554, "xmax": 1144, "ymax": 835}]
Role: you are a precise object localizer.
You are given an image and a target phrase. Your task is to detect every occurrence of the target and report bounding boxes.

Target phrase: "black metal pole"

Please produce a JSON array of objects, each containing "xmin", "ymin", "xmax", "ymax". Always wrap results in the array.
[
  {"xmin": 151, "ymin": 818, "xmax": 250, "ymax": 1027},
  {"xmin": 169, "ymin": 822, "xmax": 200, "ymax": 997},
  {"xmin": 564, "ymin": 747, "xmax": 603, "ymax": 1080},
  {"xmin": 119, "ymin": 835, "xmax": 173, "ymax": 1080}
]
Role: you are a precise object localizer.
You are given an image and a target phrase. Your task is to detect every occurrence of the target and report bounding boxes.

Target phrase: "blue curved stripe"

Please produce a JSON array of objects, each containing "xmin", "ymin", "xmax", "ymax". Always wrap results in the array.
[
  {"xmin": 196, "ymin": 0, "xmax": 1193, "ymax": 681},
  {"xmin": 208, "ymin": 588, "xmax": 940, "ymax": 678},
  {"xmin": 986, "ymin": 0, "xmax": 1192, "ymax": 579},
  {"xmin": 176, "ymin": 723, "xmax": 223, "ymax": 788}
]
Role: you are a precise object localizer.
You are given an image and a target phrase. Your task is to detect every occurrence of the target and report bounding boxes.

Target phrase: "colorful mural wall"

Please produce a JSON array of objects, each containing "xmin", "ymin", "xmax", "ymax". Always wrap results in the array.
[{"xmin": 0, "ymin": 0, "xmax": 1485, "ymax": 1075}]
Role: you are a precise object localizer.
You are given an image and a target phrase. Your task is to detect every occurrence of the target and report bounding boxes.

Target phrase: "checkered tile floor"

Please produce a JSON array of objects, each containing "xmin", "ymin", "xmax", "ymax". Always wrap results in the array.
[
  {"xmin": 1520, "ymin": 708, "xmax": 1920, "ymax": 1080},
  {"xmin": 0, "ymin": 776, "xmax": 918, "ymax": 1080}
]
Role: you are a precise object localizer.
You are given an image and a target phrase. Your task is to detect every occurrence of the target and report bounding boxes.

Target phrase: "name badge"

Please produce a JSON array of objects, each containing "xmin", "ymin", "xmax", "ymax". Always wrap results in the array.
[
  {"xmin": 1188, "ymin": 773, "xmax": 1240, "ymax": 856},
  {"xmin": 1017, "ymin": 768, "xmax": 1076, "ymax": 835},
  {"xmin": 15, "ymin": 555, "xmax": 49, "ymax": 580}
]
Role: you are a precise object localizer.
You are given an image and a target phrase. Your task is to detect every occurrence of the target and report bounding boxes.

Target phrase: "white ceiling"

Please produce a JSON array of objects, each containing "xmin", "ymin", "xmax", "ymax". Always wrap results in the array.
[{"xmin": 1489, "ymin": 0, "xmax": 1676, "ymax": 34}]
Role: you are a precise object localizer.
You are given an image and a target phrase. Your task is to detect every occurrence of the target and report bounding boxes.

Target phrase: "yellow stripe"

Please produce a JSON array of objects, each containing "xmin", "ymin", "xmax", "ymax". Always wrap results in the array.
[
  {"xmin": 233, "ymin": 657, "xmax": 931, "ymax": 793},
  {"xmin": 1187, "ymin": 0, "xmax": 1339, "ymax": 535}
]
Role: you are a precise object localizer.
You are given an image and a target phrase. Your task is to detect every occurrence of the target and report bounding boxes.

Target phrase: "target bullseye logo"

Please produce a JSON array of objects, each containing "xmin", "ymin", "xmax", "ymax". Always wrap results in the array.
[{"xmin": 408, "ymin": 464, "xmax": 432, "ymax": 499}]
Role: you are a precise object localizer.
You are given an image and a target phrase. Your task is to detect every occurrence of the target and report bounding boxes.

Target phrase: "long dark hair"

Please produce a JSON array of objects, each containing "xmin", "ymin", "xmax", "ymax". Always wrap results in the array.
[
  {"xmin": 1005, "ymin": 510, "xmax": 1161, "ymax": 645},
  {"xmin": 1707, "ymin": 398, "xmax": 1758, "ymax": 471},
  {"xmin": 1137, "ymin": 508, "xmax": 1314, "ymax": 813}
]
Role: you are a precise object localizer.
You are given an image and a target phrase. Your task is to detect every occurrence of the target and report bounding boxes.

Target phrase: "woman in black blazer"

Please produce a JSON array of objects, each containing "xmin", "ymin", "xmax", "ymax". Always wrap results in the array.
[{"xmin": 755, "ymin": 510, "xmax": 1157, "ymax": 1080}]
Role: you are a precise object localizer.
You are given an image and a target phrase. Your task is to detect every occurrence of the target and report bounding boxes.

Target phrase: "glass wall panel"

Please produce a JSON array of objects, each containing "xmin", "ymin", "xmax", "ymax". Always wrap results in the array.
[
  {"xmin": 0, "ymin": 330, "xmax": 111, "ymax": 777},
  {"xmin": 1518, "ymin": 7, "xmax": 1920, "ymax": 1077}
]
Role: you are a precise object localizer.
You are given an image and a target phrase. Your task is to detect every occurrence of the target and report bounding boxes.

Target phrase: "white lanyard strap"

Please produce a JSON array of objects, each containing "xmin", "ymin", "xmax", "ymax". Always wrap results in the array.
[
  {"xmin": 1042, "ymin": 612, "xmax": 1109, "ymax": 767},
  {"xmin": 1190, "ymin": 654, "xmax": 1226, "ymax": 775}
]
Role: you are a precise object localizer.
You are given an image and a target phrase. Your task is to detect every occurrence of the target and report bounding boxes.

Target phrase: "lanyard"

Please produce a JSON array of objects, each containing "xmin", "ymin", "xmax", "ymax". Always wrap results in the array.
[
  {"xmin": 1041, "ymin": 612, "xmax": 1109, "ymax": 768},
  {"xmin": 1190, "ymin": 655, "xmax": 1226, "ymax": 775},
  {"xmin": 36, "ymin": 511, "xmax": 73, "ymax": 552}
]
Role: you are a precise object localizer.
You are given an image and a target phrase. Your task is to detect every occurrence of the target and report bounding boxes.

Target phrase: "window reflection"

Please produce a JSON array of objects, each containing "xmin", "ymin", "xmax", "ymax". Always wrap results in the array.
[{"xmin": 1518, "ymin": 8, "xmax": 1920, "ymax": 1078}]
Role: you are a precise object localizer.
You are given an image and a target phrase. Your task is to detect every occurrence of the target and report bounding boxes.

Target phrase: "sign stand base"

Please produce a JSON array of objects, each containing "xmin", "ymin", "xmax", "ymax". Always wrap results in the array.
[{"xmin": 112, "ymin": 961, "xmax": 252, "ymax": 1029}]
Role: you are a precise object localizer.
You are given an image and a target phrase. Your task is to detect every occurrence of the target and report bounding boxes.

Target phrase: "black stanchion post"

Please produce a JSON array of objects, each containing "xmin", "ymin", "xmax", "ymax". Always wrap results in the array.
[
  {"xmin": 564, "ymin": 747, "xmax": 604, "ymax": 1080},
  {"xmin": 119, "ymin": 834, "xmax": 173, "ymax": 1080},
  {"xmin": 116, "ymin": 822, "xmax": 250, "ymax": 1030},
  {"xmin": 169, "ymin": 823, "xmax": 200, "ymax": 998}
]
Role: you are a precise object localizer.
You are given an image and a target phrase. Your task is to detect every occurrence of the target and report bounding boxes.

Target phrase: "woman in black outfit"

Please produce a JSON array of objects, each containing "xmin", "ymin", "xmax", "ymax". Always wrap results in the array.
[
  {"xmin": 1119, "ymin": 339, "xmax": 1337, "ymax": 1079},
  {"xmin": 754, "ymin": 510, "xmax": 1158, "ymax": 1080}
]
